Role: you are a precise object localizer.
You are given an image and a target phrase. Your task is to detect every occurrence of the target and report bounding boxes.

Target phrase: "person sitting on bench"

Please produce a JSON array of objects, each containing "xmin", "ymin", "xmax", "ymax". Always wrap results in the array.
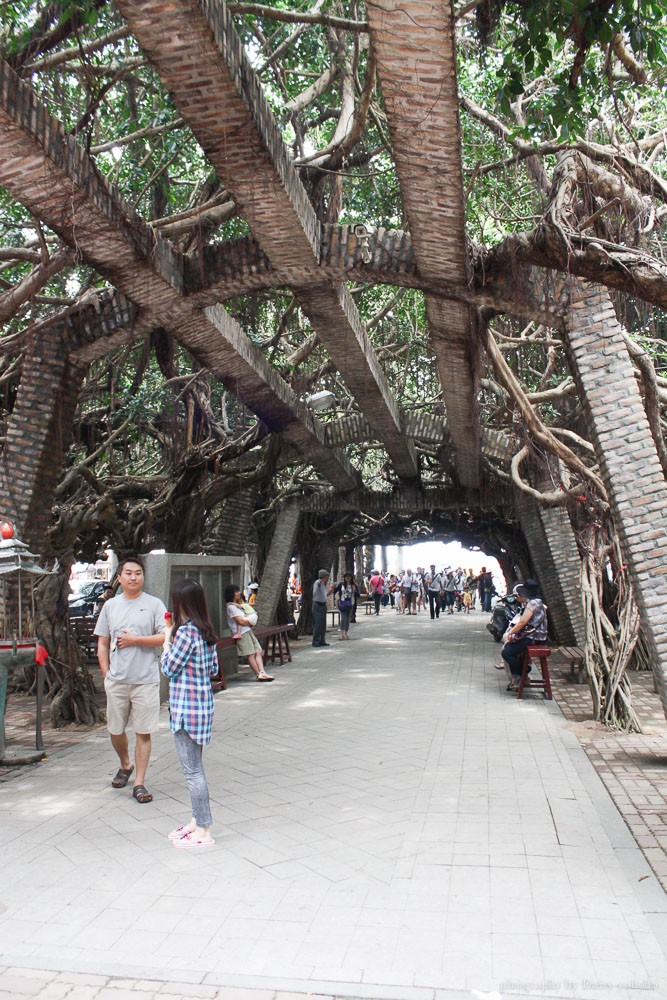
[{"xmin": 501, "ymin": 579, "xmax": 548, "ymax": 692}]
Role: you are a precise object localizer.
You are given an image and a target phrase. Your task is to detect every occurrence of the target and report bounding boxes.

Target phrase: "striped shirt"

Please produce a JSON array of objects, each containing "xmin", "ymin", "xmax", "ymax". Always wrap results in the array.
[{"xmin": 160, "ymin": 621, "xmax": 218, "ymax": 745}]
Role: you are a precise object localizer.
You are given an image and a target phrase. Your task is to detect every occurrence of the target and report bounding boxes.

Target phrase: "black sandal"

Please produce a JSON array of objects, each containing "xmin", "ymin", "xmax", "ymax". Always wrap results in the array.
[
  {"xmin": 132, "ymin": 784, "xmax": 153, "ymax": 803},
  {"xmin": 111, "ymin": 766, "xmax": 134, "ymax": 788}
]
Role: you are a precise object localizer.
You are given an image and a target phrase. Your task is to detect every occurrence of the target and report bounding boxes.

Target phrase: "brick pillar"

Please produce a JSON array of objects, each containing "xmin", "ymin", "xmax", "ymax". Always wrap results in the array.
[
  {"xmin": 256, "ymin": 503, "xmax": 301, "ymax": 627},
  {"xmin": 212, "ymin": 485, "xmax": 259, "ymax": 557},
  {"xmin": 0, "ymin": 329, "xmax": 85, "ymax": 553},
  {"xmin": 564, "ymin": 281, "xmax": 667, "ymax": 716},
  {"xmin": 515, "ymin": 490, "xmax": 585, "ymax": 646}
]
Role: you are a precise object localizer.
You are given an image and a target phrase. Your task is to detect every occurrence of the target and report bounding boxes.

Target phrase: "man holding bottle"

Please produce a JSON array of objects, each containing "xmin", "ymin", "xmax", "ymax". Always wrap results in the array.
[{"xmin": 95, "ymin": 555, "xmax": 167, "ymax": 803}]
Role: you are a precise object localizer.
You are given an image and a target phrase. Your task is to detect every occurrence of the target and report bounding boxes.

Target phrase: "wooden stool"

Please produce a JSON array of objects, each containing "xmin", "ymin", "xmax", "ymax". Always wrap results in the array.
[{"xmin": 517, "ymin": 644, "xmax": 552, "ymax": 700}]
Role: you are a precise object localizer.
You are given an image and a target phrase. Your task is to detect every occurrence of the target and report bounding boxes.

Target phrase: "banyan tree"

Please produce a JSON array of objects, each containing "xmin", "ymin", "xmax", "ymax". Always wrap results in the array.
[{"xmin": 0, "ymin": 0, "xmax": 666, "ymax": 731}]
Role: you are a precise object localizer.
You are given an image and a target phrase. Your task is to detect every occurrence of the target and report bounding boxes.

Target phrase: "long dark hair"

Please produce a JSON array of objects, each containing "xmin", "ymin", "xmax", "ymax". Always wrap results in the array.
[{"xmin": 170, "ymin": 578, "xmax": 217, "ymax": 645}]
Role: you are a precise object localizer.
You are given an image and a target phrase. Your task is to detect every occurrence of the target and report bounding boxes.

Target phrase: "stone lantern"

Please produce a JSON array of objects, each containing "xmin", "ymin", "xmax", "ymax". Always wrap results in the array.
[{"xmin": 0, "ymin": 523, "xmax": 52, "ymax": 764}]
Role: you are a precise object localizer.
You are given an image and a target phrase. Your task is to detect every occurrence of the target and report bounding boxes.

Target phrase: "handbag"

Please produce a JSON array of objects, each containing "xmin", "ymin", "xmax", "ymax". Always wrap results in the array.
[{"xmin": 338, "ymin": 598, "xmax": 352, "ymax": 611}]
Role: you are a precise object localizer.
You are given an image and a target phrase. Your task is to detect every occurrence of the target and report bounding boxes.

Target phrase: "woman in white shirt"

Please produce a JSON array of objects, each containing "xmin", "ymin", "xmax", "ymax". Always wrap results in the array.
[{"xmin": 224, "ymin": 584, "xmax": 273, "ymax": 681}]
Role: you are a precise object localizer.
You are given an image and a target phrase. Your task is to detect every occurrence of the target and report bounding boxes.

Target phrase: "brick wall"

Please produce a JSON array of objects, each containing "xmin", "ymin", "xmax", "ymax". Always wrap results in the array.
[
  {"xmin": 564, "ymin": 281, "xmax": 667, "ymax": 717},
  {"xmin": 0, "ymin": 328, "xmax": 85, "ymax": 553},
  {"xmin": 515, "ymin": 490, "xmax": 584, "ymax": 646},
  {"xmin": 257, "ymin": 504, "xmax": 301, "ymax": 627}
]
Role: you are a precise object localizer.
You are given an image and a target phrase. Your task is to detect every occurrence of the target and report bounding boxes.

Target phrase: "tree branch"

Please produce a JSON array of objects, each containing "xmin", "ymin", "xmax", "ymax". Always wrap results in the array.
[{"xmin": 228, "ymin": 3, "xmax": 368, "ymax": 33}]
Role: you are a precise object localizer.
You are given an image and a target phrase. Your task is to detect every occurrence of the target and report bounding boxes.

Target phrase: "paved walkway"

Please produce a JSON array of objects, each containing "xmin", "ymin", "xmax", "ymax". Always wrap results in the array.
[{"xmin": 1, "ymin": 610, "xmax": 666, "ymax": 1000}]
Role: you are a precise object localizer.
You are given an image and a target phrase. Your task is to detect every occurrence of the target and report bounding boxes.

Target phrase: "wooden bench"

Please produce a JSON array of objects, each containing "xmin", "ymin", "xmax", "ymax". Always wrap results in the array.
[
  {"xmin": 326, "ymin": 608, "xmax": 340, "ymax": 627},
  {"xmin": 517, "ymin": 644, "xmax": 552, "ymax": 700},
  {"xmin": 69, "ymin": 615, "xmax": 98, "ymax": 657},
  {"xmin": 558, "ymin": 646, "xmax": 585, "ymax": 684},
  {"xmin": 255, "ymin": 624, "xmax": 293, "ymax": 665},
  {"xmin": 213, "ymin": 636, "xmax": 238, "ymax": 690}
]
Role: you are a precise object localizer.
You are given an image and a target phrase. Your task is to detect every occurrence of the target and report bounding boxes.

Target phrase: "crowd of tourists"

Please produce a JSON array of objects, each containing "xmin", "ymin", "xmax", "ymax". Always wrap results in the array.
[
  {"xmin": 308, "ymin": 564, "xmax": 497, "ymax": 646},
  {"xmin": 352, "ymin": 565, "xmax": 493, "ymax": 618}
]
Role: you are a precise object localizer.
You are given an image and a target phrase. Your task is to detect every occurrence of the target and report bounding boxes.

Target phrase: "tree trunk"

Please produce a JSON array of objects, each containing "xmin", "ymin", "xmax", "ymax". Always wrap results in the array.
[{"xmin": 34, "ymin": 564, "xmax": 104, "ymax": 727}]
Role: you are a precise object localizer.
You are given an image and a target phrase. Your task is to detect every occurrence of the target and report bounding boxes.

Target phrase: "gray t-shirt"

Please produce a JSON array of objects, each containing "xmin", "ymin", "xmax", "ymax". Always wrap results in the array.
[{"xmin": 94, "ymin": 592, "xmax": 167, "ymax": 684}]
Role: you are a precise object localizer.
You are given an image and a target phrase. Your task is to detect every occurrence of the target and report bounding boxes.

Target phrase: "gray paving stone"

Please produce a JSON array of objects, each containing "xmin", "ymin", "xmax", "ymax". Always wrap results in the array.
[{"xmin": 1, "ymin": 612, "xmax": 667, "ymax": 1000}]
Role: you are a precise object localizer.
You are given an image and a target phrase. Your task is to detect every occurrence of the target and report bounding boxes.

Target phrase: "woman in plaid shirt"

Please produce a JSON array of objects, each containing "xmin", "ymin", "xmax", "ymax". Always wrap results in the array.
[{"xmin": 161, "ymin": 579, "xmax": 219, "ymax": 849}]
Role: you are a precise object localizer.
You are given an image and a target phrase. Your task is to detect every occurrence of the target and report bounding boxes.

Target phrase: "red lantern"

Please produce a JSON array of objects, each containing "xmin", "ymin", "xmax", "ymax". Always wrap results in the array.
[{"xmin": 0, "ymin": 521, "xmax": 15, "ymax": 539}]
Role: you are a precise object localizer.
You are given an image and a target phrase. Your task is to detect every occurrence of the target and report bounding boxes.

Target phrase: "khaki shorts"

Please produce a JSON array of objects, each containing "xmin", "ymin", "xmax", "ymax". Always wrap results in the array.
[
  {"xmin": 236, "ymin": 630, "xmax": 261, "ymax": 657},
  {"xmin": 105, "ymin": 677, "xmax": 160, "ymax": 735}
]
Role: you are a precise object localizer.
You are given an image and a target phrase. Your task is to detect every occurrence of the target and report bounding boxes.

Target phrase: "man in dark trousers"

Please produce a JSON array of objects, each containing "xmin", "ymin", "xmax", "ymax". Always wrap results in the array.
[{"xmin": 312, "ymin": 569, "xmax": 332, "ymax": 647}]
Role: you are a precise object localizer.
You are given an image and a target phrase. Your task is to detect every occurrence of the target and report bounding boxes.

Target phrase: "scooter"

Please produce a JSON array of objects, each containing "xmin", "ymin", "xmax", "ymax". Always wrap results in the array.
[{"xmin": 486, "ymin": 593, "xmax": 521, "ymax": 642}]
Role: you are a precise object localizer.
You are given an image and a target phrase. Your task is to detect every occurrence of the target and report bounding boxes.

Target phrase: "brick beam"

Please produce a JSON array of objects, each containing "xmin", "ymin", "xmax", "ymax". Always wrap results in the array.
[
  {"xmin": 116, "ymin": 0, "xmax": 418, "ymax": 480},
  {"xmin": 366, "ymin": 0, "xmax": 480, "ymax": 488},
  {"xmin": 0, "ymin": 60, "xmax": 357, "ymax": 492},
  {"xmin": 325, "ymin": 413, "xmax": 512, "ymax": 463},
  {"xmin": 300, "ymin": 485, "xmax": 512, "ymax": 513},
  {"xmin": 34, "ymin": 232, "xmax": 567, "ymax": 369},
  {"xmin": 564, "ymin": 282, "xmax": 667, "ymax": 719},
  {"xmin": 193, "ymin": 229, "xmax": 580, "ymax": 330},
  {"xmin": 58, "ymin": 289, "xmax": 149, "ymax": 363},
  {"xmin": 0, "ymin": 327, "xmax": 86, "ymax": 553}
]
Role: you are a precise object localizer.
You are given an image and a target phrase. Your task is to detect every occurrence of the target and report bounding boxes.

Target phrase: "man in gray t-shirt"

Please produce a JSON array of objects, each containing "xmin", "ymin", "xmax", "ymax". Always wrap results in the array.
[{"xmin": 94, "ymin": 556, "xmax": 166, "ymax": 803}]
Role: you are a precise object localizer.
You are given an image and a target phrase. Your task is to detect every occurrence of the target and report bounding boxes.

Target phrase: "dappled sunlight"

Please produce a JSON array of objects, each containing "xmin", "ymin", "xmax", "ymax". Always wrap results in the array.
[
  {"xmin": 291, "ymin": 695, "xmax": 349, "ymax": 709},
  {"xmin": 345, "ymin": 670, "xmax": 395, "ymax": 680}
]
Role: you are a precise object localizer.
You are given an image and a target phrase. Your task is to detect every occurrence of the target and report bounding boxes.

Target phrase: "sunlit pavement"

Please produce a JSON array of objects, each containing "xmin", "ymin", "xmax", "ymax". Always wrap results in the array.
[{"xmin": 1, "ymin": 610, "xmax": 666, "ymax": 1000}]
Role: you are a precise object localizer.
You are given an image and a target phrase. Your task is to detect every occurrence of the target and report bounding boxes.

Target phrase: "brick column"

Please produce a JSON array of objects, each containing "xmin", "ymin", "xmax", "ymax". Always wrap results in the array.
[
  {"xmin": 256, "ymin": 503, "xmax": 301, "ymax": 627},
  {"xmin": 515, "ymin": 490, "xmax": 585, "ymax": 646},
  {"xmin": 0, "ymin": 330, "xmax": 85, "ymax": 553},
  {"xmin": 564, "ymin": 281, "xmax": 667, "ymax": 715},
  {"xmin": 212, "ymin": 486, "xmax": 259, "ymax": 557}
]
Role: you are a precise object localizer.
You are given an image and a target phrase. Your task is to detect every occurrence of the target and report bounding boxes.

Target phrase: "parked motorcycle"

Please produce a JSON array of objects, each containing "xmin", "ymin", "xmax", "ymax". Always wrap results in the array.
[{"xmin": 486, "ymin": 593, "xmax": 521, "ymax": 642}]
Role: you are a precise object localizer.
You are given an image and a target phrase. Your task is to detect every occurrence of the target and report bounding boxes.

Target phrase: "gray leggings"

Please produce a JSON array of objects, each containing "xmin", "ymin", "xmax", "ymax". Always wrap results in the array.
[{"xmin": 173, "ymin": 727, "xmax": 212, "ymax": 827}]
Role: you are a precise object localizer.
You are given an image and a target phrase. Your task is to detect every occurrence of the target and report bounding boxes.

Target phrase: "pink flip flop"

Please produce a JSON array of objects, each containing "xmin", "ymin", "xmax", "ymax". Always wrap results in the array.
[
  {"xmin": 173, "ymin": 832, "xmax": 215, "ymax": 849},
  {"xmin": 168, "ymin": 825, "xmax": 192, "ymax": 841}
]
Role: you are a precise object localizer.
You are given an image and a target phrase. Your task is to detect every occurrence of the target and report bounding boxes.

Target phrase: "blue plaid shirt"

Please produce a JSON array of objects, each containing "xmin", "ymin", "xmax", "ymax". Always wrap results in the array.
[{"xmin": 161, "ymin": 621, "xmax": 218, "ymax": 745}]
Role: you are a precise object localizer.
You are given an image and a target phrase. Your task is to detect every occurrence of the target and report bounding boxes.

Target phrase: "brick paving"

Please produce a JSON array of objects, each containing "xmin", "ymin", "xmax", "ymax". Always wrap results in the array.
[
  {"xmin": 0, "ymin": 668, "xmax": 105, "ymax": 784},
  {"xmin": 551, "ymin": 659, "xmax": 667, "ymax": 892}
]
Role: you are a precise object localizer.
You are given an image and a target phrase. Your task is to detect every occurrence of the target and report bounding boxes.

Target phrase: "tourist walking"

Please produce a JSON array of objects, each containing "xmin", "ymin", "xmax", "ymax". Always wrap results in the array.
[
  {"xmin": 225, "ymin": 584, "xmax": 274, "ymax": 679},
  {"xmin": 334, "ymin": 572, "xmax": 359, "ymax": 639},
  {"xmin": 388, "ymin": 573, "xmax": 400, "ymax": 610},
  {"xmin": 161, "ymin": 578, "xmax": 218, "ymax": 849},
  {"xmin": 401, "ymin": 569, "xmax": 414, "ymax": 613},
  {"xmin": 95, "ymin": 555, "xmax": 167, "ymax": 804},
  {"xmin": 312, "ymin": 569, "xmax": 333, "ymax": 647},
  {"xmin": 443, "ymin": 571, "xmax": 457, "ymax": 614},
  {"xmin": 368, "ymin": 569, "xmax": 384, "ymax": 615},
  {"xmin": 466, "ymin": 569, "xmax": 477, "ymax": 609},
  {"xmin": 426, "ymin": 565, "xmax": 444, "ymax": 619},
  {"xmin": 478, "ymin": 566, "xmax": 494, "ymax": 613}
]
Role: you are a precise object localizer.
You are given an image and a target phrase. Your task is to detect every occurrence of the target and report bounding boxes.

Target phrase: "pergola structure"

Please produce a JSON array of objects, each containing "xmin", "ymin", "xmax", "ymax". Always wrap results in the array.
[{"xmin": 0, "ymin": 1, "xmax": 666, "ymax": 726}]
